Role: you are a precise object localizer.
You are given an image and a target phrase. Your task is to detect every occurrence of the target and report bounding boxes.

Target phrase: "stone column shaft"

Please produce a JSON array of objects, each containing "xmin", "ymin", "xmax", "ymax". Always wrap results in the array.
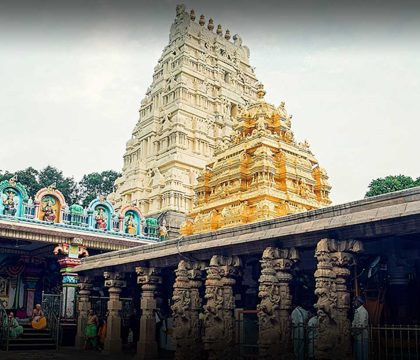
[
  {"xmin": 172, "ymin": 260, "xmax": 206, "ymax": 360},
  {"xmin": 75, "ymin": 276, "xmax": 93, "ymax": 348},
  {"xmin": 203, "ymin": 255, "xmax": 241, "ymax": 360},
  {"xmin": 314, "ymin": 239, "xmax": 362, "ymax": 360},
  {"xmin": 136, "ymin": 267, "xmax": 162, "ymax": 360},
  {"xmin": 257, "ymin": 247, "xmax": 298, "ymax": 360},
  {"xmin": 104, "ymin": 272, "xmax": 126, "ymax": 353}
]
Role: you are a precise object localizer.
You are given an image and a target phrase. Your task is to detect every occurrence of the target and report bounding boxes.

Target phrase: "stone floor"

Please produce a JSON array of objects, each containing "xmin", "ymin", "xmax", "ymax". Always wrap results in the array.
[{"xmin": 1, "ymin": 348, "xmax": 136, "ymax": 360}]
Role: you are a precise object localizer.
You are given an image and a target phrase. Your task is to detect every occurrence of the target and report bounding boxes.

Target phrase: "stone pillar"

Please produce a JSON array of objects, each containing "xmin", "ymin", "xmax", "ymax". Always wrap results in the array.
[
  {"xmin": 314, "ymin": 239, "xmax": 363, "ymax": 360},
  {"xmin": 136, "ymin": 266, "xmax": 162, "ymax": 360},
  {"xmin": 104, "ymin": 271, "xmax": 126, "ymax": 353},
  {"xmin": 75, "ymin": 275, "xmax": 93, "ymax": 348},
  {"xmin": 257, "ymin": 247, "xmax": 299, "ymax": 360},
  {"xmin": 171, "ymin": 260, "xmax": 206, "ymax": 360},
  {"xmin": 203, "ymin": 255, "xmax": 241, "ymax": 360},
  {"xmin": 58, "ymin": 257, "xmax": 80, "ymax": 320},
  {"xmin": 54, "ymin": 239, "xmax": 89, "ymax": 321}
]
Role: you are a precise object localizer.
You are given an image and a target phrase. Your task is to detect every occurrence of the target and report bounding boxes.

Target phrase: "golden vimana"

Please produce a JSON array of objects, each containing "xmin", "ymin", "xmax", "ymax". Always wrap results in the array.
[{"xmin": 181, "ymin": 84, "xmax": 331, "ymax": 235}]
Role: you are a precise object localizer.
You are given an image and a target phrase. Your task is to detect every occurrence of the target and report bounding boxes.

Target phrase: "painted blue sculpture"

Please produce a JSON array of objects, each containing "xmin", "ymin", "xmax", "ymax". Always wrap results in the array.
[
  {"xmin": 120, "ymin": 205, "xmax": 142, "ymax": 235},
  {"xmin": 0, "ymin": 177, "xmax": 29, "ymax": 218},
  {"xmin": 87, "ymin": 196, "xmax": 115, "ymax": 231}
]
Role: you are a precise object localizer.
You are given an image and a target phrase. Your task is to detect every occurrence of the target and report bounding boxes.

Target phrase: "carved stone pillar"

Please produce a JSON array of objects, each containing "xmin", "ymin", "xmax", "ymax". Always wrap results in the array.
[
  {"xmin": 330, "ymin": 240, "xmax": 363, "ymax": 359},
  {"xmin": 136, "ymin": 267, "xmax": 162, "ymax": 360},
  {"xmin": 75, "ymin": 275, "xmax": 93, "ymax": 348},
  {"xmin": 203, "ymin": 255, "xmax": 241, "ymax": 360},
  {"xmin": 314, "ymin": 239, "xmax": 363, "ymax": 360},
  {"xmin": 171, "ymin": 260, "xmax": 206, "ymax": 360},
  {"xmin": 104, "ymin": 271, "xmax": 126, "ymax": 353},
  {"xmin": 257, "ymin": 247, "xmax": 298, "ymax": 360}
]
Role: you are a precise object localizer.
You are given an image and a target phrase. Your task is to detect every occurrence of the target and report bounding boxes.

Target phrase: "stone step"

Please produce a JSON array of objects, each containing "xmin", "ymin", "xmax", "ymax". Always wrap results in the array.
[
  {"xmin": 6, "ymin": 342, "xmax": 57, "ymax": 351},
  {"xmin": 21, "ymin": 332, "xmax": 52, "ymax": 338},
  {"xmin": 8, "ymin": 337, "xmax": 55, "ymax": 344}
]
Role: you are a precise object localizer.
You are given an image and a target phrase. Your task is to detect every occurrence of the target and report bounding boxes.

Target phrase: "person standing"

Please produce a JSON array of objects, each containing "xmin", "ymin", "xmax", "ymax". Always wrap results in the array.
[
  {"xmin": 84, "ymin": 309, "xmax": 99, "ymax": 350},
  {"xmin": 352, "ymin": 296, "xmax": 369, "ymax": 360},
  {"xmin": 291, "ymin": 304, "xmax": 310, "ymax": 360}
]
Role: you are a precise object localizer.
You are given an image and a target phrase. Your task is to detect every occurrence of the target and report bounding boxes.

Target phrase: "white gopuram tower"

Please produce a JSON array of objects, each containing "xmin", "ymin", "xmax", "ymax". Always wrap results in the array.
[{"xmin": 110, "ymin": 5, "xmax": 259, "ymax": 236}]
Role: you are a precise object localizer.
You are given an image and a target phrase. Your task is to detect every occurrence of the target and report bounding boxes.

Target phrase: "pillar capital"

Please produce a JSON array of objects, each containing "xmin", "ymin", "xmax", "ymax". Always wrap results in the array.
[
  {"xmin": 136, "ymin": 266, "xmax": 162, "ymax": 289},
  {"xmin": 104, "ymin": 271, "xmax": 126, "ymax": 289}
]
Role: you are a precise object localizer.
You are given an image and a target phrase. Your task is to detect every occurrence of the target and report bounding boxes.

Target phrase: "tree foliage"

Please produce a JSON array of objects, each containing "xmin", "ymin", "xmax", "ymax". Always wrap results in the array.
[
  {"xmin": 0, "ymin": 166, "xmax": 120, "ymax": 206},
  {"xmin": 79, "ymin": 170, "xmax": 120, "ymax": 207},
  {"xmin": 365, "ymin": 175, "xmax": 420, "ymax": 197}
]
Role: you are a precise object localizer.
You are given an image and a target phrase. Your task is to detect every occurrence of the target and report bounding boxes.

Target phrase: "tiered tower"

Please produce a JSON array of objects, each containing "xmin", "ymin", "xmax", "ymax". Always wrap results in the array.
[
  {"xmin": 110, "ymin": 5, "xmax": 259, "ymax": 234},
  {"xmin": 181, "ymin": 84, "xmax": 331, "ymax": 235}
]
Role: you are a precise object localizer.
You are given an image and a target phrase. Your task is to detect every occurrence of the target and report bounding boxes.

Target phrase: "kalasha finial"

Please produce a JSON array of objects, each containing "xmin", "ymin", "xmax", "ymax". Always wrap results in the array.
[
  {"xmin": 208, "ymin": 18, "xmax": 214, "ymax": 31},
  {"xmin": 199, "ymin": 14, "xmax": 205, "ymax": 26},
  {"xmin": 190, "ymin": 9, "xmax": 196, "ymax": 21},
  {"xmin": 216, "ymin": 24, "xmax": 222, "ymax": 35},
  {"xmin": 9, "ymin": 175, "xmax": 17, "ymax": 186},
  {"xmin": 225, "ymin": 29, "xmax": 231, "ymax": 40},
  {"xmin": 256, "ymin": 83, "xmax": 266, "ymax": 99}
]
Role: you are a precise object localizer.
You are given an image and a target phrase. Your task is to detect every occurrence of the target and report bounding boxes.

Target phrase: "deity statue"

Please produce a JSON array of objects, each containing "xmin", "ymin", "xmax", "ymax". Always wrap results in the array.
[
  {"xmin": 42, "ymin": 200, "xmax": 56, "ymax": 222},
  {"xmin": 3, "ymin": 191, "xmax": 17, "ymax": 216},
  {"xmin": 125, "ymin": 213, "xmax": 137, "ymax": 235},
  {"xmin": 159, "ymin": 224, "xmax": 168, "ymax": 241},
  {"xmin": 95, "ymin": 207, "xmax": 107, "ymax": 230}
]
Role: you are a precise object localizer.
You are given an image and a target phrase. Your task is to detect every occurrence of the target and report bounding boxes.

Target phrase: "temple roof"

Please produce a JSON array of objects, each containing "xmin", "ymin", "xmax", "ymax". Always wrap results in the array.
[{"xmin": 181, "ymin": 85, "xmax": 332, "ymax": 235}]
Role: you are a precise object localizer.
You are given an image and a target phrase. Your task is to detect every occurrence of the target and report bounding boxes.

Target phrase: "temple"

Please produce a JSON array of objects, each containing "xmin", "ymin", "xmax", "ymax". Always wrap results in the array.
[
  {"xmin": 109, "ymin": 4, "xmax": 259, "ymax": 236},
  {"xmin": 1, "ymin": 4, "xmax": 420, "ymax": 359},
  {"xmin": 181, "ymin": 84, "xmax": 331, "ymax": 235}
]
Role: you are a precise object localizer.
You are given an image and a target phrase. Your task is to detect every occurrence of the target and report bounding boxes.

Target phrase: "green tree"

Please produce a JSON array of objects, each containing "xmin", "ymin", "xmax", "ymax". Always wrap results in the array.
[
  {"xmin": 0, "ymin": 170, "xmax": 14, "ymax": 183},
  {"xmin": 0, "ymin": 167, "xmax": 40, "ymax": 197},
  {"xmin": 38, "ymin": 166, "xmax": 79, "ymax": 204},
  {"xmin": 365, "ymin": 175, "xmax": 420, "ymax": 197},
  {"xmin": 15, "ymin": 167, "xmax": 41, "ymax": 196},
  {"xmin": 79, "ymin": 170, "xmax": 120, "ymax": 207}
]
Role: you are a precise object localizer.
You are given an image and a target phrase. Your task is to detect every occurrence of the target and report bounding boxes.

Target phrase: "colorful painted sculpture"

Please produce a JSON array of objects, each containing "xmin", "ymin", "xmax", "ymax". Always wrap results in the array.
[
  {"xmin": 0, "ymin": 177, "xmax": 28, "ymax": 218},
  {"xmin": 159, "ymin": 223, "xmax": 168, "ymax": 241},
  {"xmin": 42, "ymin": 200, "xmax": 56, "ymax": 222},
  {"xmin": 35, "ymin": 186, "xmax": 66, "ymax": 223},
  {"xmin": 3, "ymin": 191, "xmax": 17, "ymax": 216},
  {"xmin": 95, "ymin": 207, "xmax": 108, "ymax": 230},
  {"xmin": 125, "ymin": 213, "xmax": 137, "ymax": 235}
]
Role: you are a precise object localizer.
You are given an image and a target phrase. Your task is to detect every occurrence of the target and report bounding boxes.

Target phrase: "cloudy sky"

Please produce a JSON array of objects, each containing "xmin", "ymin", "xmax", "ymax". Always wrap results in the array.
[{"xmin": 0, "ymin": 0, "xmax": 419, "ymax": 204}]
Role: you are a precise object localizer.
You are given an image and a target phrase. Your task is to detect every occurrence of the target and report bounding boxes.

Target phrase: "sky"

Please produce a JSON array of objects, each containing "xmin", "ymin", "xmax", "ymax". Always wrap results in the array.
[{"xmin": 0, "ymin": 0, "xmax": 419, "ymax": 205}]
